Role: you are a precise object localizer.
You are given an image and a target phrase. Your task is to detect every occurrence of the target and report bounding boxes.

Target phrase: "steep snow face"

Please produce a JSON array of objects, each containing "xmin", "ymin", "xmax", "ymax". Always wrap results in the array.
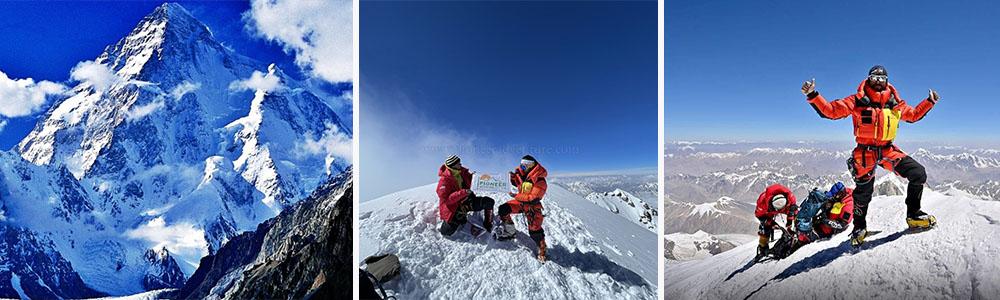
[
  {"xmin": 1, "ymin": 2, "xmax": 350, "ymax": 296},
  {"xmin": 17, "ymin": 2, "xmax": 259, "ymax": 171},
  {"xmin": 585, "ymin": 189, "xmax": 657, "ymax": 232},
  {"xmin": 663, "ymin": 190, "xmax": 1000, "ymax": 299},
  {"xmin": 0, "ymin": 224, "xmax": 106, "ymax": 299},
  {"xmin": 359, "ymin": 184, "xmax": 656, "ymax": 299},
  {"xmin": 224, "ymin": 65, "xmax": 351, "ymax": 213},
  {"xmin": 0, "ymin": 150, "xmax": 186, "ymax": 294}
]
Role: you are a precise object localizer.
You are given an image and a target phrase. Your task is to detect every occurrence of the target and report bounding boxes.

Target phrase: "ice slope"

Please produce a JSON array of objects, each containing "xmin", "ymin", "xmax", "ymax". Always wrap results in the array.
[
  {"xmin": 359, "ymin": 183, "xmax": 656, "ymax": 299},
  {"xmin": 663, "ymin": 189, "xmax": 1000, "ymax": 299}
]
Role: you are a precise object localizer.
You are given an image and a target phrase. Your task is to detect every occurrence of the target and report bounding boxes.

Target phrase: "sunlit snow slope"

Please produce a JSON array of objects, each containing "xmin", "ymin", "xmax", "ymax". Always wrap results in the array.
[{"xmin": 360, "ymin": 183, "xmax": 656, "ymax": 299}]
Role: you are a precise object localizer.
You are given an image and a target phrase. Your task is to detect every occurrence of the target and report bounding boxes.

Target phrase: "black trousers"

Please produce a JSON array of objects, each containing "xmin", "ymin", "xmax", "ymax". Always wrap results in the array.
[
  {"xmin": 439, "ymin": 195, "xmax": 495, "ymax": 236},
  {"xmin": 852, "ymin": 156, "xmax": 927, "ymax": 229}
]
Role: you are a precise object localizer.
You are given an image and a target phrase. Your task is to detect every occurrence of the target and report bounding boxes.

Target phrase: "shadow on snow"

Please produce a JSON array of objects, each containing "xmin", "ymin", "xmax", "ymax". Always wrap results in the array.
[
  {"xmin": 741, "ymin": 228, "xmax": 932, "ymax": 299},
  {"xmin": 546, "ymin": 245, "xmax": 649, "ymax": 287}
]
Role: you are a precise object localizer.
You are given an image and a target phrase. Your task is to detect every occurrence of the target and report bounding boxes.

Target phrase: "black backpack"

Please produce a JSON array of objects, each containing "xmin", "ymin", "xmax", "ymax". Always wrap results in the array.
[{"xmin": 361, "ymin": 254, "xmax": 401, "ymax": 299}]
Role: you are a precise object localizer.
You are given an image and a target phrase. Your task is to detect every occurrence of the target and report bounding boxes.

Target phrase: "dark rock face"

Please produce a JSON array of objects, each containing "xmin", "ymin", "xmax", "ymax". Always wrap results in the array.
[
  {"xmin": 176, "ymin": 168, "xmax": 352, "ymax": 299},
  {"xmin": 142, "ymin": 248, "xmax": 186, "ymax": 290},
  {"xmin": 174, "ymin": 219, "xmax": 273, "ymax": 299},
  {"xmin": 0, "ymin": 225, "xmax": 106, "ymax": 299}
]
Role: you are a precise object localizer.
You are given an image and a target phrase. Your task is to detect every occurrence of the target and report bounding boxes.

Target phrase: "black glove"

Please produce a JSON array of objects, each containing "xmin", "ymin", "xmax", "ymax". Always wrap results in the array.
[{"xmin": 928, "ymin": 89, "xmax": 940, "ymax": 104}]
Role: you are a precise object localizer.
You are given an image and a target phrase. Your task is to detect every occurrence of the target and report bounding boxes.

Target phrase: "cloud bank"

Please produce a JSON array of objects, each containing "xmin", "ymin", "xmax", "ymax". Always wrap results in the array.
[
  {"xmin": 297, "ymin": 122, "xmax": 353, "ymax": 175},
  {"xmin": 0, "ymin": 70, "xmax": 66, "ymax": 118},
  {"xmin": 243, "ymin": 0, "xmax": 353, "ymax": 82},
  {"xmin": 359, "ymin": 81, "xmax": 516, "ymax": 201}
]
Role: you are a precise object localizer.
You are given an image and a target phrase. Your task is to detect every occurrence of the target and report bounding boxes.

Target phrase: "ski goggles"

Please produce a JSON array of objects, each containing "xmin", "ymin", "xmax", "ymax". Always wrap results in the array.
[
  {"xmin": 868, "ymin": 74, "xmax": 887, "ymax": 83},
  {"xmin": 519, "ymin": 159, "xmax": 536, "ymax": 170}
]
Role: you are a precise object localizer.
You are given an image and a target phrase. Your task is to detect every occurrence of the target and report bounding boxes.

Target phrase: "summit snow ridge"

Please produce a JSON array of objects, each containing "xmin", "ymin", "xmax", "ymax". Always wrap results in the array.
[{"xmin": 663, "ymin": 189, "xmax": 1000, "ymax": 299}]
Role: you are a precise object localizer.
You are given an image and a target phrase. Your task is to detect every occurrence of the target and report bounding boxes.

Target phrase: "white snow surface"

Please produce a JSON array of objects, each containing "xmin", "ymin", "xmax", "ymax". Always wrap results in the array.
[
  {"xmin": 360, "ymin": 183, "xmax": 656, "ymax": 299},
  {"xmin": 88, "ymin": 288, "xmax": 176, "ymax": 300},
  {"xmin": 663, "ymin": 189, "xmax": 1000, "ymax": 299}
]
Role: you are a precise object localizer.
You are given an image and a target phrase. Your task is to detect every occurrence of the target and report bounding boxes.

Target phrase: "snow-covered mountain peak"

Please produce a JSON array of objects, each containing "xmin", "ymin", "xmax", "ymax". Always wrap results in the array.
[
  {"xmin": 96, "ymin": 2, "xmax": 228, "ymax": 81},
  {"xmin": 1, "ymin": 2, "xmax": 351, "ymax": 295}
]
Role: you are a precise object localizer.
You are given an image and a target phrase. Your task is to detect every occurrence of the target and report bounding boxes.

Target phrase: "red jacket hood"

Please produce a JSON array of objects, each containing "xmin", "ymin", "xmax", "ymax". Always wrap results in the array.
[
  {"xmin": 857, "ymin": 80, "xmax": 900, "ymax": 105},
  {"xmin": 522, "ymin": 163, "xmax": 548, "ymax": 180}
]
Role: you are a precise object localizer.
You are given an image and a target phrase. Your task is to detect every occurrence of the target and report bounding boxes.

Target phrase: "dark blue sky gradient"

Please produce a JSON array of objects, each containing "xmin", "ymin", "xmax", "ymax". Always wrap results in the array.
[{"xmin": 361, "ymin": 1, "xmax": 658, "ymax": 173}]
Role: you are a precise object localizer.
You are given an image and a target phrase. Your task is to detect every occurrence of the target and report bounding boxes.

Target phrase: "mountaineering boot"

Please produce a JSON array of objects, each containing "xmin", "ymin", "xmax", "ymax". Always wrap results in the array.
[
  {"xmin": 494, "ymin": 220, "xmax": 516, "ymax": 240},
  {"xmin": 906, "ymin": 210, "xmax": 937, "ymax": 229},
  {"xmin": 850, "ymin": 227, "xmax": 868, "ymax": 247},
  {"xmin": 755, "ymin": 245, "xmax": 768, "ymax": 261},
  {"xmin": 754, "ymin": 236, "xmax": 768, "ymax": 261},
  {"xmin": 537, "ymin": 240, "xmax": 547, "ymax": 261}
]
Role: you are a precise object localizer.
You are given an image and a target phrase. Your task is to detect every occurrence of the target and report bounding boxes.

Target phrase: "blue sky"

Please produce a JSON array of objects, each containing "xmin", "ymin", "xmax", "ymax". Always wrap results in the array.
[
  {"xmin": 665, "ymin": 1, "xmax": 1000, "ymax": 146},
  {"xmin": 0, "ymin": 1, "xmax": 301, "ymax": 150},
  {"xmin": 360, "ymin": 1, "xmax": 657, "ymax": 200}
]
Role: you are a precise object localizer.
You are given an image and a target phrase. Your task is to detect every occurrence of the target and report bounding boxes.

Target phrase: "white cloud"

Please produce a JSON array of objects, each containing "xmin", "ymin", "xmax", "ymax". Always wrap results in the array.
[
  {"xmin": 170, "ymin": 81, "xmax": 200, "ymax": 100},
  {"xmin": 0, "ymin": 120, "xmax": 6, "ymax": 134},
  {"xmin": 229, "ymin": 70, "xmax": 282, "ymax": 92},
  {"xmin": 97, "ymin": 181, "xmax": 111, "ymax": 193},
  {"xmin": 126, "ymin": 100, "xmax": 166, "ymax": 121},
  {"xmin": 0, "ymin": 71, "xmax": 66, "ymax": 117},
  {"xmin": 244, "ymin": 0, "xmax": 353, "ymax": 82},
  {"xmin": 125, "ymin": 217, "xmax": 208, "ymax": 260},
  {"xmin": 359, "ymin": 82, "xmax": 515, "ymax": 201},
  {"xmin": 69, "ymin": 61, "xmax": 119, "ymax": 93},
  {"xmin": 296, "ymin": 122, "xmax": 352, "ymax": 175},
  {"xmin": 124, "ymin": 81, "xmax": 199, "ymax": 121}
]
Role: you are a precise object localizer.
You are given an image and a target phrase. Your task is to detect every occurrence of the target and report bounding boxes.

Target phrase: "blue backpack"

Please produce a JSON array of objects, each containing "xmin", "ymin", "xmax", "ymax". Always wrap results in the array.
[{"xmin": 797, "ymin": 189, "xmax": 828, "ymax": 232}]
